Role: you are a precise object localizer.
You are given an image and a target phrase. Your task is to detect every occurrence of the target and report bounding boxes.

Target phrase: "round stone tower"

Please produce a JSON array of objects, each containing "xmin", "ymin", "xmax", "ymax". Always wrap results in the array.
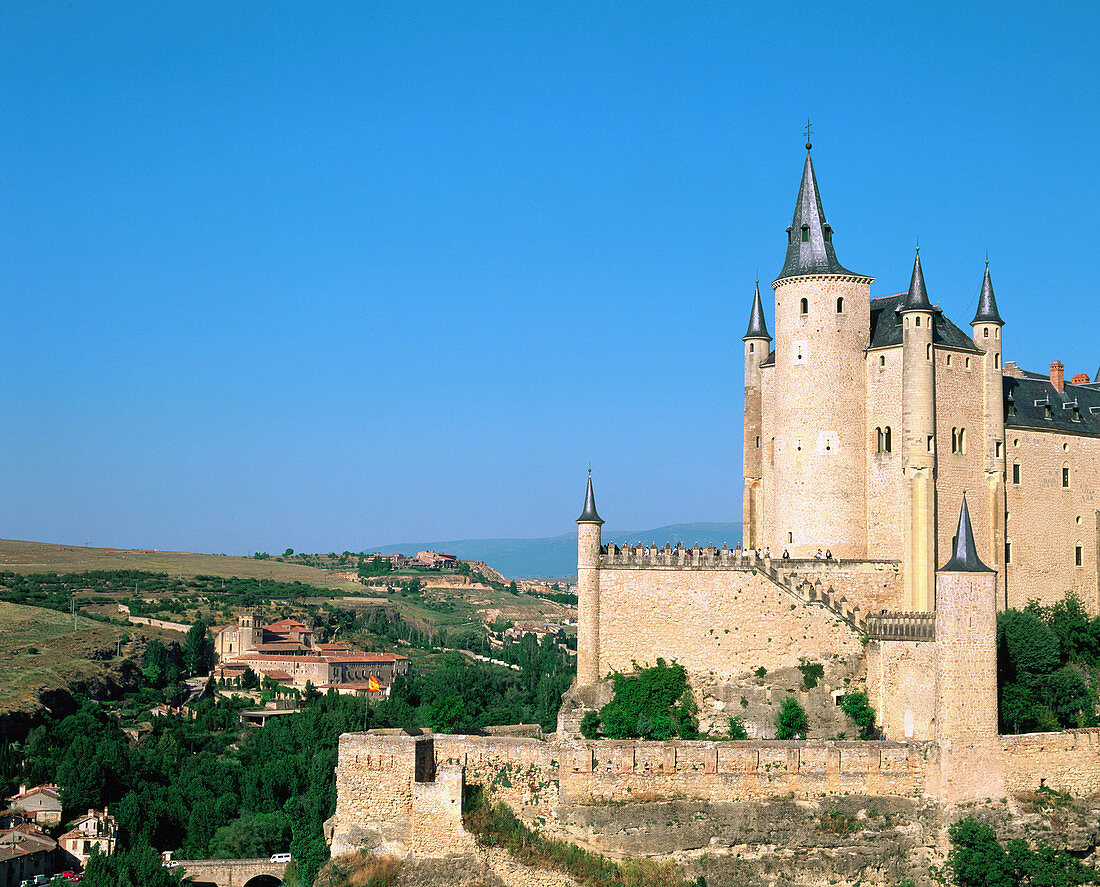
[
  {"xmin": 768, "ymin": 146, "xmax": 874, "ymax": 557},
  {"xmin": 576, "ymin": 472, "xmax": 603, "ymax": 686},
  {"xmin": 971, "ymin": 261, "xmax": 1007, "ymax": 602},
  {"xmin": 900, "ymin": 250, "xmax": 936, "ymax": 611},
  {"xmin": 742, "ymin": 281, "xmax": 771, "ymax": 552}
]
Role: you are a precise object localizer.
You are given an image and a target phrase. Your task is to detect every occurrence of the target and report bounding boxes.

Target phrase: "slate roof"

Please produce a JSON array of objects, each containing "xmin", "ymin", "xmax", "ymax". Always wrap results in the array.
[
  {"xmin": 743, "ymin": 281, "xmax": 772, "ymax": 341},
  {"xmin": 972, "ymin": 262, "xmax": 1004, "ymax": 325},
  {"xmin": 759, "ymin": 349, "xmax": 775, "ymax": 368},
  {"xmin": 577, "ymin": 473, "xmax": 603, "ymax": 524},
  {"xmin": 940, "ymin": 494, "xmax": 994, "ymax": 572},
  {"xmin": 900, "ymin": 251, "xmax": 932, "ymax": 311},
  {"xmin": 868, "ymin": 294, "xmax": 982, "ymax": 352},
  {"xmin": 1004, "ymin": 374, "xmax": 1100, "ymax": 438},
  {"xmin": 776, "ymin": 150, "xmax": 864, "ymax": 281}
]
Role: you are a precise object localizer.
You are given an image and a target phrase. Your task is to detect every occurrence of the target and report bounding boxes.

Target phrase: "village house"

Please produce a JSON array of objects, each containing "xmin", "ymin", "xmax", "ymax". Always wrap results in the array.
[
  {"xmin": 0, "ymin": 824, "xmax": 56, "ymax": 887},
  {"xmin": 6, "ymin": 786, "xmax": 61, "ymax": 828},
  {"xmin": 59, "ymin": 808, "xmax": 117, "ymax": 869}
]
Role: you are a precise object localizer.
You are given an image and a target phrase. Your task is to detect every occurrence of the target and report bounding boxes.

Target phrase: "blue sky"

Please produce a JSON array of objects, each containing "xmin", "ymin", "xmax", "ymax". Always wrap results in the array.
[{"xmin": 2, "ymin": 2, "xmax": 1097, "ymax": 553}]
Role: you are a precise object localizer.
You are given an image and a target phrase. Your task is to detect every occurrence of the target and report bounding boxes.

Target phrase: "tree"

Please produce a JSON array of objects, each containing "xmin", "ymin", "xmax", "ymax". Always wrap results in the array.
[
  {"xmin": 598, "ymin": 659, "xmax": 696, "ymax": 740},
  {"xmin": 727, "ymin": 716, "xmax": 748, "ymax": 740},
  {"xmin": 184, "ymin": 618, "xmax": 211, "ymax": 676},
  {"xmin": 284, "ymin": 548, "xmax": 294, "ymax": 558},
  {"xmin": 429, "ymin": 695, "xmax": 467, "ymax": 733},
  {"xmin": 210, "ymin": 812, "xmax": 291, "ymax": 859},
  {"xmin": 241, "ymin": 667, "xmax": 260, "ymax": 689},
  {"xmin": 579, "ymin": 712, "xmax": 601, "ymax": 739},
  {"xmin": 839, "ymin": 691, "xmax": 877, "ymax": 739},
  {"xmin": 83, "ymin": 843, "xmax": 186, "ymax": 887},
  {"xmin": 775, "ymin": 695, "xmax": 808, "ymax": 740}
]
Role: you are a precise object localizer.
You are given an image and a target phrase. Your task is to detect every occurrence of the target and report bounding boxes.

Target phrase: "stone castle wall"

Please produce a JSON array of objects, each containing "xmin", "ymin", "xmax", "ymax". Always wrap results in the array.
[
  {"xmin": 866, "ymin": 639, "xmax": 937, "ymax": 741},
  {"xmin": 1002, "ymin": 729, "xmax": 1100, "ymax": 796},
  {"xmin": 596, "ymin": 565, "xmax": 864, "ymax": 680},
  {"xmin": 865, "ymin": 343, "xmax": 905, "ymax": 560},
  {"xmin": 1006, "ymin": 427, "xmax": 1100, "ymax": 610}
]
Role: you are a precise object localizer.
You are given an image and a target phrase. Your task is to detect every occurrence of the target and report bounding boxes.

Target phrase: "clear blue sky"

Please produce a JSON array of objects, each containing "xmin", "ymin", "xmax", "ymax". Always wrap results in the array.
[{"xmin": 2, "ymin": 2, "xmax": 1098, "ymax": 554}]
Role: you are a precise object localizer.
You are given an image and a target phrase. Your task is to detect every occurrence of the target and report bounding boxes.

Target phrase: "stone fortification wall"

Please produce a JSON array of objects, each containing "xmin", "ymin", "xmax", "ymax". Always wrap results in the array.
[
  {"xmin": 596, "ymin": 563, "xmax": 865, "ymax": 680},
  {"xmin": 1002, "ymin": 729, "xmax": 1100, "ymax": 797},
  {"xmin": 866, "ymin": 639, "xmax": 937, "ymax": 741},
  {"xmin": 775, "ymin": 558, "xmax": 903, "ymax": 613},
  {"xmin": 560, "ymin": 739, "xmax": 933, "ymax": 804},
  {"xmin": 865, "ymin": 344, "xmax": 905, "ymax": 561},
  {"xmin": 1006, "ymin": 428, "xmax": 1100, "ymax": 610}
]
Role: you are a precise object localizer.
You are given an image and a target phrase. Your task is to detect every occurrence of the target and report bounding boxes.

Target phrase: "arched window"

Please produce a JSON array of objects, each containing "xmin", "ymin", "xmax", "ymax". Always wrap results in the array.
[
  {"xmin": 951, "ymin": 428, "xmax": 959, "ymax": 453},
  {"xmin": 984, "ymin": 326, "xmax": 989, "ymax": 338},
  {"xmin": 749, "ymin": 342, "xmax": 754, "ymax": 353},
  {"xmin": 915, "ymin": 316, "xmax": 921, "ymax": 327},
  {"xmin": 836, "ymin": 297, "xmax": 844, "ymax": 314},
  {"xmin": 876, "ymin": 427, "xmax": 883, "ymax": 452},
  {"xmin": 800, "ymin": 298, "xmax": 808, "ymax": 316},
  {"xmin": 995, "ymin": 353, "xmax": 1001, "ymax": 369},
  {"xmin": 946, "ymin": 354, "xmax": 952, "ymax": 367},
  {"xmin": 965, "ymin": 357, "xmax": 971, "ymax": 369},
  {"xmin": 1012, "ymin": 460, "xmax": 1021, "ymax": 485},
  {"xmin": 926, "ymin": 343, "xmax": 932, "ymax": 360},
  {"xmin": 885, "ymin": 427, "xmax": 892, "ymax": 452},
  {"xmin": 1076, "ymin": 542, "xmax": 1084, "ymax": 568},
  {"xmin": 1005, "ymin": 539, "xmax": 1013, "ymax": 565},
  {"xmin": 959, "ymin": 428, "xmax": 966, "ymax": 453},
  {"xmin": 1063, "ymin": 463, "xmax": 1071, "ymax": 488},
  {"xmin": 801, "ymin": 225, "xmax": 809, "ymax": 242}
]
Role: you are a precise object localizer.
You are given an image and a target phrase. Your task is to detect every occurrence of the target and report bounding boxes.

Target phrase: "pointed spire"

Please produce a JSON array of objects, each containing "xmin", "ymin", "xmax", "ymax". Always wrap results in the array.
[
  {"xmin": 940, "ymin": 494, "xmax": 994, "ymax": 572},
  {"xmin": 742, "ymin": 280, "xmax": 772, "ymax": 342},
  {"xmin": 971, "ymin": 259, "xmax": 1004, "ymax": 325},
  {"xmin": 901, "ymin": 248, "xmax": 932, "ymax": 311},
  {"xmin": 577, "ymin": 470, "xmax": 603, "ymax": 525},
  {"xmin": 776, "ymin": 148, "xmax": 858, "ymax": 281}
]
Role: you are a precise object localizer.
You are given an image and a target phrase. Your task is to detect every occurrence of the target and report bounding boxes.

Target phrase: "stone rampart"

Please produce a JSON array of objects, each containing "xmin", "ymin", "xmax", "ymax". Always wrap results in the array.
[{"xmin": 1002, "ymin": 728, "xmax": 1100, "ymax": 797}]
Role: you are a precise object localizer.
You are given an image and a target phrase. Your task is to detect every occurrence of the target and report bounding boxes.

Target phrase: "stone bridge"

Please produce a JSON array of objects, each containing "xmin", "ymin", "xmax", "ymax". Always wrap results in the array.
[{"xmin": 172, "ymin": 858, "xmax": 287, "ymax": 887}]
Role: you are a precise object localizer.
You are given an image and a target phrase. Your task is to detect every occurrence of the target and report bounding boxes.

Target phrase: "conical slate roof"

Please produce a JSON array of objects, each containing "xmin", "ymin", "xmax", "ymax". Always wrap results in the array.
[
  {"xmin": 577, "ymin": 472, "xmax": 603, "ymax": 524},
  {"xmin": 742, "ymin": 281, "xmax": 772, "ymax": 341},
  {"xmin": 940, "ymin": 494, "xmax": 994, "ymax": 572},
  {"xmin": 777, "ymin": 149, "xmax": 858, "ymax": 281},
  {"xmin": 971, "ymin": 261, "xmax": 1004, "ymax": 325},
  {"xmin": 901, "ymin": 250, "xmax": 932, "ymax": 311}
]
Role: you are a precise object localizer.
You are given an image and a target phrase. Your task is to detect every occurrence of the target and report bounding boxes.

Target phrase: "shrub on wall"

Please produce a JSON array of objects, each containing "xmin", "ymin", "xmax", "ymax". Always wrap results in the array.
[
  {"xmin": 597, "ymin": 659, "xmax": 698, "ymax": 740},
  {"xmin": 775, "ymin": 695, "xmax": 808, "ymax": 740},
  {"xmin": 838, "ymin": 691, "xmax": 877, "ymax": 739},
  {"xmin": 579, "ymin": 711, "xmax": 601, "ymax": 740}
]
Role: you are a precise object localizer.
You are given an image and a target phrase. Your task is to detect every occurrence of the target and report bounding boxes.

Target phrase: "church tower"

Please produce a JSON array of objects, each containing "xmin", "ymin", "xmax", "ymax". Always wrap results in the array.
[
  {"xmin": 576, "ymin": 472, "xmax": 603, "ymax": 686},
  {"xmin": 900, "ymin": 250, "xmax": 937, "ymax": 611},
  {"xmin": 768, "ymin": 144, "xmax": 874, "ymax": 557},
  {"xmin": 742, "ymin": 281, "xmax": 770, "ymax": 551},
  {"xmin": 971, "ymin": 261, "xmax": 1007, "ymax": 601}
]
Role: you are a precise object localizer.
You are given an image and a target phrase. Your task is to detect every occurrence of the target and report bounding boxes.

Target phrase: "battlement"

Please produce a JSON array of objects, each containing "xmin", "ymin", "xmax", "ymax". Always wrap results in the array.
[{"xmin": 866, "ymin": 611, "xmax": 936, "ymax": 642}]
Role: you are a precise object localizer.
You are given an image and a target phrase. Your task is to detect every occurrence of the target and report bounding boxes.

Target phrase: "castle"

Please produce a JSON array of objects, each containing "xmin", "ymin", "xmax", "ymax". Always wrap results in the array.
[
  {"xmin": 574, "ymin": 145, "xmax": 1099, "ymax": 710},
  {"xmin": 326, "ymin": 149, "xmax": 1100, "ymax": 864}
]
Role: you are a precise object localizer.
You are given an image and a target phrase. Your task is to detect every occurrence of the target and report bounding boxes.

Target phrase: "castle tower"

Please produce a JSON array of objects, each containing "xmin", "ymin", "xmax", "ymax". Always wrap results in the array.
[
  {"xmin": 899, "ymin": 250, "xmax": 937, "ymax": 611},
  {"xmin": 768, "ymin": 145, "xmax": 874, "ymax": 557},
  {"xmin": 742, "ymin": 281, "xmax": 771, "ymax": 551},
  {"xmin": 934, "ymin": 495, "xmax": 998, "ymax": 740},
  {"xmin": 238, "ymin": 609, "xmax": 259, "ymax": 653},
  {"xmin": 576, "ymin": 472, "xmax": 603, "ymax": 686},
  {"xmin": 971, "ymin": 261, "xmax": 1007, "ymax": 602}
]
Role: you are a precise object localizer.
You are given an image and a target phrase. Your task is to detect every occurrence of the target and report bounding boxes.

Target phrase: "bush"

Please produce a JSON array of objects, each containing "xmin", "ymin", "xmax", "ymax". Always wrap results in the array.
[
  {"xmin": 838, "ymin": 691, "xmax": 877, "ymax": 739},
  {"xmin": 579, "ymin": 711, "xmax": 601, "ymax": 739},
  {"xmin": 598, "ymin": 660, "xmax": 697, "ymax": 741},
  {"xmin": 948, "ymin": 816, "xmax": 1099, "ymax": 887},
  {"xmin": 775, "ymin": 695, "xmax": 807, "ymax": 740},
  {"xmin": 797, "ymin": 661, "xmax": 824, "ymax": 690},
  {"xmin": 727, "ymin": 716, "xmax": 748, "ymax": 740}
]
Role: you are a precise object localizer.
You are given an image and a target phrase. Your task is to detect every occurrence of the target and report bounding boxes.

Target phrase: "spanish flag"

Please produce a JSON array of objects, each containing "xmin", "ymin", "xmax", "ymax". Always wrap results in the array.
[{"xmin": 368, "ymin": 674, "xmax": 380, "ymax": 692}]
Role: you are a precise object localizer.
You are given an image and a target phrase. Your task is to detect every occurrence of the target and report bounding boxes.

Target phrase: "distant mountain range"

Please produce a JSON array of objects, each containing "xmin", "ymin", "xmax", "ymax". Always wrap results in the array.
[{"xmin": 369, "ymin": 521, "xmax": 742, "ymax": 579}]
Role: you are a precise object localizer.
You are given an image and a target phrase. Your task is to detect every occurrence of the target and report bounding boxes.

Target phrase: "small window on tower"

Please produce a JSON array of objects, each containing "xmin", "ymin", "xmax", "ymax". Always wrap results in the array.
[
  {"xmin": 1063, "ymin": 463, "xmax": 1070, "ymax": 488},
  {"xmin": 927, "ymin": 343, "xmax": 932, "ymax": 360},
  {"xmin": 879, "ymin": 354, "xmax": 886, "ymax": 367},
  {"xmin": 756, "ymin": 436, "xmax": 760, "ymax": 448},
  {"xmin": 995, "ymin": 353, "xmax": 1001, "ymax": 369},
  {"xmin": 788, "ymin": 532, "xmax": 794, "ymax": 544},
  {"xmin": 966, "ymin": 357, "xmax": 971, "ymax": 369},
  {"xmin": 946, "ymin": 354, "xmax": 953, "ymax": 367},
  {"xmin": 801, "ymin": 226, "xmax": 809, "ymax": 242},
  {"xmin": 1013, "ymin": 461, "xmax": 1021, "ymax": 485},
  {"xmin": 800, "ymin": 298, "xmax": 809, "ymax": 316},
  {"xmin": 1076, "ymin": 543, "xmax": 1084, "ymax": 568},
  {"xmin": 749, "ymin": 342, "xmax": 755, "ymax": 353},
  {"xmin": 996, "ymin": 441, "xmax": 1003, "ymax": 458},
  {"xmin": 824, "ymin": 224, "xmax": 832, "ymax": 243},
  {"xmin": 876, "ymin": 427, "xmax": 884, "ymax": 453},
  {"xmin": 1005, "ymin": 539, "xmax": 1013, "ymax": 565},
  {"xmin": 984, "ymin": 327, "xmax": 989, "ymax": 338},
  {"xmin": 915, "ymin": 316, "xmax": 921, "ymax": 327},
  {"xmin": 885, "ymin": 427, "xmax": 892, "ymax": 452},
  {"xmin": 836, "ymin": 297, "xmax": 844, "ymax": 313},
  {"xmin": 927, "ymin": 435, "xmax": 934, "ymax": 452}
]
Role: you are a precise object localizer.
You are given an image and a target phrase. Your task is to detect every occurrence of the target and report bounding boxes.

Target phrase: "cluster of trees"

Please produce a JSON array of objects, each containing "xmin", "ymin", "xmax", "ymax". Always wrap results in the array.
[
  {"xmin": 947, "ymin": 816, "xmax": 1099, "ymax": 886},
  {"xmin": 581, "ymin": 660, "xmax": 699, "ymax": 740},
  {"xmin": 999, "ymin": 595, "xmax": 1098, "ymax": 733}
]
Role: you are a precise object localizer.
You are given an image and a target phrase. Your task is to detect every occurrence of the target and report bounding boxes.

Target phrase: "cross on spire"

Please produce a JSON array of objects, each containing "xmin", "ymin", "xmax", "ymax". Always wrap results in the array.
[{"xmin": 803, "ymin": 118, "xmax": 813, "ymax": 150}]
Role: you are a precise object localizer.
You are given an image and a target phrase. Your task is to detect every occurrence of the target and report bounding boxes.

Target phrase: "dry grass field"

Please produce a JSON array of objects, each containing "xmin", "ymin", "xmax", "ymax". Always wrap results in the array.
[
  {"xmin": 0, "ymin": 600, "xmax": 139, "ymax": 717},
  {"xmin": 0, "ymin": 538, "xmax": 361, "ymax": 590}
]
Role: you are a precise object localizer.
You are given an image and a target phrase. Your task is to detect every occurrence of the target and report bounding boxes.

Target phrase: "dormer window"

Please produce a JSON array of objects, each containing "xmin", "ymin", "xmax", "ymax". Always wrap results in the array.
[
  {"xmin": 801, "ymin": 225, "xmax": 809, "ymax": 243},
  {"xmin": 1044, "ymin": 404, "xmax": 1053, "ymax": 420},
  {"xmin": 823, "ymin": 224, "xmax": 832, "ymax": 243},
  {"xmin": 1073, "ymin": 406, "xmax": 1081, "ymax": 422},
  {"xmin": 786, "ymin": 226, "xmax": 793, "ymax": 244}
]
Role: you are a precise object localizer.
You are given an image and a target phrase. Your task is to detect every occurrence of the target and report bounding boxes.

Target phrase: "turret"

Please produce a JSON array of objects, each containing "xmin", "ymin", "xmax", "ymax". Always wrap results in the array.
[
  {"xmin": 742, "ymin": 281, "xmax": 771, "ymax": 551},
  {"xmin": 899, "ymin": 250, "xmax": 936, "ymax": 610},
  {"xmin": 935, "ymin": 496, "xmax": 998, "ymax": 740},
  {"xmin": 971, "ymin": 261, "xmax": 1007, "ymax": 596},
  {"xmin": 238, "ymin": 608, "xmax": 259, "ymax": 652},
  {"xmin": 769, "ymin": 144, "xmax": 874, "ymax": 557},
  {"xmin": 576, "ymin": 472, "xmax": 603, "ymax": 686}
]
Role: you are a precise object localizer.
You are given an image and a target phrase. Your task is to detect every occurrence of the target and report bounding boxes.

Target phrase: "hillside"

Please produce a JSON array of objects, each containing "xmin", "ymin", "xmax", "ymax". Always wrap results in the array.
[
  {"xmin": 0, "ymin": 538, "xmax": 361, "ymax": 589},
  {"xmin": 369, "ymin": 521, "xmax": 743, "ymax": 578}
]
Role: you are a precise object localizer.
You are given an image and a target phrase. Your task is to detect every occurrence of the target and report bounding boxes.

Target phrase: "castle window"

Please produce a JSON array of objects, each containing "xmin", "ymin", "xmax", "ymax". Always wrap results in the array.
[
  {"xmin": 879, "ymin": 354, "xmax": 886, "ymax": 367},
  {"xmin": 966, "ymin": 357, "xmax": 971, "ymax": 369},
  {"xmin": 996, "ymin": 441, "xmax": 1003, "ymax": 458},
  {"xmin": 926, "ymin": 343, "xmax": 932, "ymax": 361},
  {"xmin": 951, "ymin": 428, "xmax": 959, "ymax": 453},
  {"xmin": 749, "ymin": 342, "xmax": 755, "ymax": 353},
  {"xmin": 801, "ymin": 225, "xmax": 809, "ymax": 242},
  {"xmin": 915, "ymin": 316, "xmax": 921, "ymax": 327},
  {"xmin": 824, "ymin": 224, "xmax": 832, "ymax": 243},
  {"xmin": 1005, "ymin": 539, "xmax": 1013, "ymax": 565},
  {"xmin": 788, "ymin": 532, "xmax": 794, "ymax": 544},
  {"xmin": 1007, "ymin": 400, "xmax": 1016, "ymax": 417},
  {"xmin": 836, "ymin": 297, "xmax": 844, "ymax": 313},
  {"xmin": 1044, "ymin": 404, "xmax": 1053, "ymax": 420},
  {"xmin": 995, "ymin": 353, "xmax": 1001, "ymax": 369},
  {"xmin": 800, "ymin": 298, "xmax": 808, "ymax": 316},
  {"xmin": 927, "ymin": 435, "xmax": 934, "ymax": 452},
  {"xmin": 984, "ymin": 326, "xmax": 989, "ymax": 338},
  {"xmin": 1012, "ymin": 460, "xmax": 1021, "ymax": 485},
  {"xmin": 787, "ymin": 226, "xmax": 793, "ymax": 244},
  {"xmin": 1063, "ymin": 463, "xmax": 1070, "ymax": 488},
  {"xmin": 995, "ymin": 327, "xmax": 1000, "ymax": 339},
  {"xmin": 756, "ymin": 436, "xmax": 760, "ymax": 448},
  {"xmin": 1073, "ymin": 406, "xmax": 1081, "ymax": 422},
  {"xmin": 946, "ymin": 354, "xmax": 952, "ymax": 367},
  {"xmin": 876, "ymin": 427, "xmax": 883, "ymax": 452},
  {"xmin": 885, "ymin": 426, "xmax": 892, "ymax": 452},
  {"xmin": 1076, "ymin": 543, "xmax": 1083, "ymax": 568}
]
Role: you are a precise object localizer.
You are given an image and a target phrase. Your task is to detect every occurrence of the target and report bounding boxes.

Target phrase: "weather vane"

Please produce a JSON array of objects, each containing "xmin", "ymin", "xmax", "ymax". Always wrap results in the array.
[{"xmin": 804, "ymin": 118, "xmax": 813, "ymax": 150}]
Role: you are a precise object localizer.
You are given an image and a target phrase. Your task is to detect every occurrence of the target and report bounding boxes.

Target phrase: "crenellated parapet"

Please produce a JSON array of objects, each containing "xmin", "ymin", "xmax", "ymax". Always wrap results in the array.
[{"xmin": 866, "ymin": 611, "xmax": 936, "ymax": 642}]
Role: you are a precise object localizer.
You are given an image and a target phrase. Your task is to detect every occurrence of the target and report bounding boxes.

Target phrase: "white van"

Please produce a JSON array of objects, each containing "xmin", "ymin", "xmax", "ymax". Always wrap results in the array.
[{"xmin": 271, "ymin": 852, "xmax": 292, "ymax": 863}]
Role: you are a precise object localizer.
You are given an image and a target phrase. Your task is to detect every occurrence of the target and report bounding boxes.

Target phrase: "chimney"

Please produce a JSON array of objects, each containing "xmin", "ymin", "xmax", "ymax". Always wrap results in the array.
[
  {"xmin": 1050, "ymin": 361, "xmax": 1065, "ymax": 393},
  {"xmin": 1072, "ymin": 373, "xmax": 1090, "ymax": 385}
]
